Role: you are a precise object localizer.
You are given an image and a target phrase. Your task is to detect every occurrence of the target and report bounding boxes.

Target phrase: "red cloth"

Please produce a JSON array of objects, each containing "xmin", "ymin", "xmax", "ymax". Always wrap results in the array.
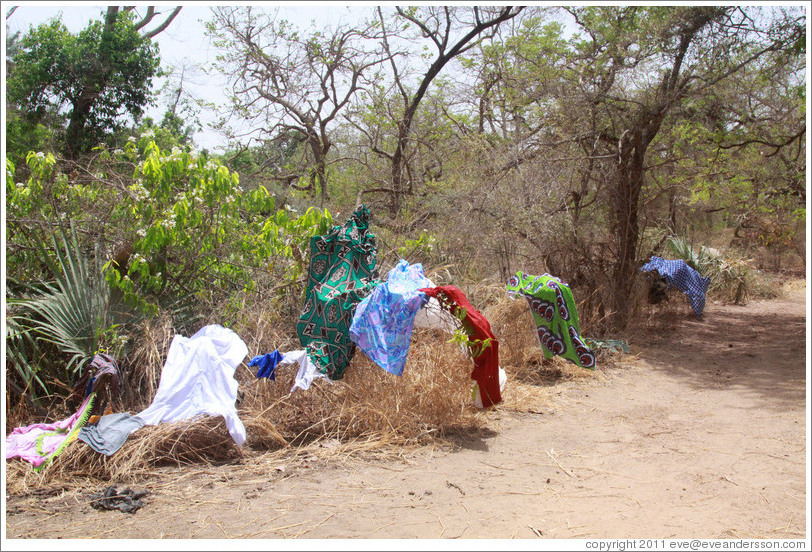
[{"xmin": 419, "ymin": 285, "xmax": 502, "ymax": 408}]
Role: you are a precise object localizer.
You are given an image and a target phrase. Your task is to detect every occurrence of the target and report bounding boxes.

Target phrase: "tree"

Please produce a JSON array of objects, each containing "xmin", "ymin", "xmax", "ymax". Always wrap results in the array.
[
  {"xmin": 5, "ymin": 28, "xmax": 62, "ymax": 161},
  {"xmin": 371, "ymin": 5, "xmax": 524, "ymax": 215},
  {"xmin": 475, "ymin": 6, "xmax": 804, "ymax": 328},
  {"xmin": 208, "ymin": 7, "xmax": 390, "ymax": 204},
  {"xmin": 7, "ymin": 6, "xmax": 181, "ymax": 158},
  {"xmin": 563, "ymin": 6, "xmax": 805, "ymax": 327}
]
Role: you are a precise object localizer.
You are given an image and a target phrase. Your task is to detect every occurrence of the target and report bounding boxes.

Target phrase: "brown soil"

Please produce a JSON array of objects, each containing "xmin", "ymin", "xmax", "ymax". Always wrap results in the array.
[{"xmin": 4, "ymin": 282, "xmax": 807, "ymax": 540}]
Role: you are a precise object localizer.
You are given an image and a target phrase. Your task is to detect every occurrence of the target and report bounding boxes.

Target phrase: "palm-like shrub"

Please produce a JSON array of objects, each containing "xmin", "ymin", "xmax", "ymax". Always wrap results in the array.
[{"xmin": 6, "ymin": 223, "xmax": 134, "ymax": 403}]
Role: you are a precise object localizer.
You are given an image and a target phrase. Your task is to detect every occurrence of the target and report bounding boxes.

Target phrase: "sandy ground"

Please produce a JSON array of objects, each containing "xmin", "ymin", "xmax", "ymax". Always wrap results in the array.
[{"xmin": 3, "ymin": 283, "xmax": 808, "ymax": 541}]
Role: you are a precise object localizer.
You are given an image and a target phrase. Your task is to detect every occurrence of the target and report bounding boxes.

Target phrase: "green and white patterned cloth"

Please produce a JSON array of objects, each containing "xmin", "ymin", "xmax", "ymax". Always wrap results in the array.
[
  {"xmin": 297, "ymin": 205, "xmax": 379, "ymax": 379},
  {"xmin": 506, "ymin": 271, "xmax": 596, "ymax": 369}
]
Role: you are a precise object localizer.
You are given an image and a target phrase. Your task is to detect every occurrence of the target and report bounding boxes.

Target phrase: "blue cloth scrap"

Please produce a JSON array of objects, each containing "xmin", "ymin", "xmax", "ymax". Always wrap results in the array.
[
  {"xmin": 640, "ymin": 256, "xmax": 711, "ymax": 317},
  {"xmin": 249, "ymin": 350, "xmax": 285, "ymax": 380},
  {"xmin": 349, "ymin": 260, "xmax": 433, "ymax": 376}
]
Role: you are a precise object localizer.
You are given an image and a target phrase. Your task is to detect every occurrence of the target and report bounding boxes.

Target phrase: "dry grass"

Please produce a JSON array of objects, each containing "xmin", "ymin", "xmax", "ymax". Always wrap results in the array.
[
  {"xmin": 5, "ymin": 416, "xmax": 244, "ymax": 494},
  {"xmin": 237, "ymin": 328, "xmax": 484, "ymax": 449},
  {"xmin": 485, "ymin": 294, "xmax": 617, "ymax": 385},
  {"xmin": 119, "ymin": 314, "xmax": 175, "ymax": 410},
  {"xmin": 486, "ymin": 295, "xmax": 541, "ymax": 377},
  {"xmin": 7, "ymin": 290, "xmax": 627, "ymax": 495},
  {"xmin": 6, "ymin": 326, "xmax": 492, "ymax": 494}
]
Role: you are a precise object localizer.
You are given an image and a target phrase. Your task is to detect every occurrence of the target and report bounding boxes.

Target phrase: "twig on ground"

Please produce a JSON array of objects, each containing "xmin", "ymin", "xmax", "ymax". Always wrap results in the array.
[{"xmin": 547, "ymin": 449, "xmax": 573, "ymax": 477}]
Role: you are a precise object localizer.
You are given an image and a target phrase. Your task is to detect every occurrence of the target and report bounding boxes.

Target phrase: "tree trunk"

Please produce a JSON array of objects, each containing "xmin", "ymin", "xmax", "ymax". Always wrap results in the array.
[
  {"xmin": 307, "ymin": 134, "xmax": 328, "ymax": 205},
  {"xmin": 64, "ymin": 7, "xmax": 120, "ymax": 158},
  {"xmin": 390, "ymin": 122, "xmax": 409, "ymax": 214},
  {"xmin": 386, "ymin": 7, "xmax": 523, "ymax": 216},
  {"xmin": 609, "ymin": 136, "xmax": 647, "ymax": 330},
  {"xmin": 64, "ymin": 99, "xmax": 93, "ymax": 158}
]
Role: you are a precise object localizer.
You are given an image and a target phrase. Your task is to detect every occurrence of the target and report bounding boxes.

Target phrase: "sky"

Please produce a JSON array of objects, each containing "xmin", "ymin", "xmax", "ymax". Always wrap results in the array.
[{"xmin": 4, "ymin": 2, "xmax": 374, "ymax": 151}]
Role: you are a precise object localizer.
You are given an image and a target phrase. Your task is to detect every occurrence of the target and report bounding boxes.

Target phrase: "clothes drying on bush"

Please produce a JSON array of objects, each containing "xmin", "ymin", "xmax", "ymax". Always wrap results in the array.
[
  {"xmin": 419, "ymin": 285, "xmax": 503, "ymax": 408},
  {"xmin": 287, "ymin": 349, "xmax": 331, "ymax": 391},
  {"xmin": 252, "ymin": 348, "xmax": 330, "ymax": 392},
  {"xmin": 350, "ymin": 260, "xmax": 434, "ymax": 376},
  {"xmin": 72, "ymin": 352, "xmax": 121, "ymax": 416},
  {"xmin": 137, "ymin": 324, "xmax": 248, "ymax": 446},
  {"xmin": 297, "ymin": 205, "xmax": 379, "ymax": 380},
  {"xmin": 506, "ymin": 272, "xmax": 596, "ymax": 369},
  {"xmin": 78, "ymin": 412, "xmax": 146, "ymax": 456},
  {"xmin": 5, "ymin": 393, "xmax": 96, "ymax": 470},
  {"xmin": 639, "ymin": 256, "xmax": 711, "ymax": 317},
  {"xmin": 248, "ymin": 350, "xmax": 285, "ymax": 380}
]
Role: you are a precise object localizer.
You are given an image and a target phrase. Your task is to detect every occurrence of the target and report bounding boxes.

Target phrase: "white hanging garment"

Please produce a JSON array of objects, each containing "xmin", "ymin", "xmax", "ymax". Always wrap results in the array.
[
  {"xmin": 137, "ymin": 324, "xmax": 248, "ymax": 445},
  {"xmin": 278, "ymin": 349, "xmax": 331, "ymax": 392}
]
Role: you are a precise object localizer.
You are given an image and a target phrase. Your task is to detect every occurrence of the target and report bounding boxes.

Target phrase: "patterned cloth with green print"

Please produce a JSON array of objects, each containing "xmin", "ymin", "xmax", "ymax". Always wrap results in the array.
[
  {"xmin": 297, "ymin": 205, "xmax": 379, "ymax": 379},
  {"xmin": 506, "ymin": 271, "xmax": 596, "ymax": 370}
]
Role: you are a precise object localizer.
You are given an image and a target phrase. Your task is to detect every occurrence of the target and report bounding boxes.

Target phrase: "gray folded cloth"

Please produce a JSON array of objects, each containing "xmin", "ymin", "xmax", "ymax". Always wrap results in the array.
[{"xmin": 78, "ymin": 413, "xmax": 145, "ymax": 455}]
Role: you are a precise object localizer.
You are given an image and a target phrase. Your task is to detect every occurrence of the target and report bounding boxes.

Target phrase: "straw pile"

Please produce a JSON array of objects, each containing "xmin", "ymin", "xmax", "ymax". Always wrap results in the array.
[
  {"xmin": 6, "ymin": 324, "xmax": 491, "ymax": 492},
  {"xmin": 7, "ymin": 289, "xmax": 625, "ymax": 493},
  {"xmin": 5, "ymin": 416, "xmax": 244, "ymax": 494},
  {"xmin": 239, "ymin": 327, "xmax": 484, "ymax": 450}
]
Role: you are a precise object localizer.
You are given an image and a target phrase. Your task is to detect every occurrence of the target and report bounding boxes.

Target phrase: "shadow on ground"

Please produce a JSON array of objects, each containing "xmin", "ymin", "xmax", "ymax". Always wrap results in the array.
[{"xmin": 632, "ymin": 289, "xmax": 805, "ymax": 412}]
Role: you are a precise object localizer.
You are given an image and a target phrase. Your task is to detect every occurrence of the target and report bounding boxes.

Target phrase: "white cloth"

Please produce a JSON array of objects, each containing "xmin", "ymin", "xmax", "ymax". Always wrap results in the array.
[
  {"xmin": 137, "ymin": 324, "xmax": 248, "ymax": 445},
  {"xmin": 473, "ymin": 367, "xmax": 507, "ymax": 409},
  {"xmin": 277, "ymin": 349, "xmax": 330, "ymax": 392},
  {"xmin": 413, "ymin": 296, "xmax": 458, "ymax": 333}
]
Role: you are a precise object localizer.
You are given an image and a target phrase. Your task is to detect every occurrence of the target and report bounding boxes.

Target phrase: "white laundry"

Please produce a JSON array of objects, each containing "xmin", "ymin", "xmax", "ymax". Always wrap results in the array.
[
  {"xmin": 277, "ymin": 349, "xmax": 331, "ymax": 392},
  {"xmin": 137, "ymin": 324, "xmax": 248, "ymax": 445},
  {"xmin": 472, "ymin": 367, "xmax": 507, "ymax": 409},
  {"xmin": 413, "ymin": 296, "xmax": 459, "ymax": 333}
]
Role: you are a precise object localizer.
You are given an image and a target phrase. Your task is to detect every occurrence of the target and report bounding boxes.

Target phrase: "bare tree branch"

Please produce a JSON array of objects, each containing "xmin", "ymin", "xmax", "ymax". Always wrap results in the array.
[
  {"xmin": 141, "ymin": 6, "xmax": 182, "ymax": 39},
  {"xmin": 132, "ymin": 6, "xmax": 156, "ymax": 31}
]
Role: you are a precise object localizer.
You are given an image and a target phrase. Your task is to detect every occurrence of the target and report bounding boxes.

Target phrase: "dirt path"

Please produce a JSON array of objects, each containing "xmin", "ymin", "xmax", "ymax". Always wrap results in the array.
[{"xmin": 4, "ymin": 284, "xmax": 807, "ymax": 540}]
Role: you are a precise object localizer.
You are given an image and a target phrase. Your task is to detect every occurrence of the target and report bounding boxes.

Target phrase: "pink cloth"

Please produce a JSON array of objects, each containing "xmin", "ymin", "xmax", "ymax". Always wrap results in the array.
[{"xmin": 5, "ymin": 395, "xmax": 93, "ymax": 467}]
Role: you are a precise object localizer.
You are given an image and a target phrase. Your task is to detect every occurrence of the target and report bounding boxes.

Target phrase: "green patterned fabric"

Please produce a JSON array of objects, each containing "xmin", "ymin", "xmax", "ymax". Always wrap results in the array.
[
  {"xmin": 506, "ymin": 271, "xmax": 596, "ymax": 369},
  {"xmin": 297, "ymin": 205, "xmax": 379, "ymax": 379}
]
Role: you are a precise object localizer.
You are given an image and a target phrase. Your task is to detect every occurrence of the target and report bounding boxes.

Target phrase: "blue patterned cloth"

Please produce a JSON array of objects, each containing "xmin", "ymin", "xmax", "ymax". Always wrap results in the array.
[
  {"xmin": 640, "ymin": 256, "xmax": 711, "ymax": 317},
  {"xmin": 349, "ymin": 260, "xmax": 433, "ymax": 376},
  {"xmin": 249, "ymin": 350, "xmax": 285, "ymax": 380}
]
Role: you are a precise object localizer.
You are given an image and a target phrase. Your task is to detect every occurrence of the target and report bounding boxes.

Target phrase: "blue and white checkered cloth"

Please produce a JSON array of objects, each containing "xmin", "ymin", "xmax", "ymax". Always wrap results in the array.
[{"xmin": 640, "ymin": 256, "xmax": 711, "ymax": 317}]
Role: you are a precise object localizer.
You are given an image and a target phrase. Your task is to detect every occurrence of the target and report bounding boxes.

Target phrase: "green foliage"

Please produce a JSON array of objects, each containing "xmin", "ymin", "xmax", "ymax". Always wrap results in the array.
[
  {"xmin": 98, "ymin": 140, "xmax": 333, "ymax": 317},
  {"xmin": 7, "ymin": 137, "xmax": 335, "ymax": 321},
  {"xmin": 116, "ymin": 113, "xmax": 197, "ymax": 153},
  {"xmin": 7, "ymin": 224, "xmax": 136, "ymax": 401},
  {"xmin": 6, "ymin": 9, "xmax": 161, "ymax": 155},
  {"xmin": 397, "ymin": 231, "xmax": 438, "ymax": 261},
  {"xmin": 444, "ymin": 306, "xmax": 492, "ymax": 360},
  {"xmin": 6, "ymin": 135, "xmax": 339, "ymax": 409},
  {"xmin": 4, "ymin": 109, "xmax": 60, "ymax": 165},
  {"xmin": 6, "ymin": 150, "xmax": 115, "ymax": 265},
  {"xmin": 5, "ymin": 305, "xmax": 47, "ymax": 400}
]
